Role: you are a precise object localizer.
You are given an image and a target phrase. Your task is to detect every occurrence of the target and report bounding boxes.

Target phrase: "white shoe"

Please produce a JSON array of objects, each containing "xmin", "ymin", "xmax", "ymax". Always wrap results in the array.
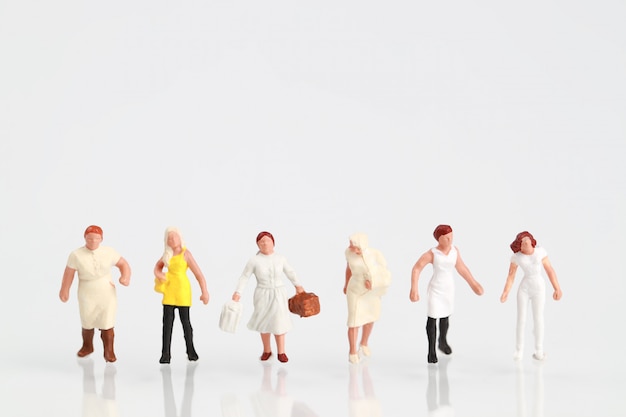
[
  {"xmin": 532, "ymin": 351, "xmax": 546, "ymax": 361},
  {"xmin": 349, "ymin": 354, "xmax": 360, "ymax": 364},
  {"xmin": 359, "ymin": 345, "xmax": 371, "ymax": 357},
  {"xmin": 513, "ymin": 350, "xmax": 523, "ymax": 361}
]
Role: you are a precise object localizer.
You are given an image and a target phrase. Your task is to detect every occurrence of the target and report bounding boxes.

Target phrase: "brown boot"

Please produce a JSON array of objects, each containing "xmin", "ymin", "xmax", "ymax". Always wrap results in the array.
[
  {"xmin": 77, "ymin": 328, "xmax": 94, "ymax": 357},
  {"xmin": 100, "ymin": 328, "xmax": 117, "ymax": 362}
]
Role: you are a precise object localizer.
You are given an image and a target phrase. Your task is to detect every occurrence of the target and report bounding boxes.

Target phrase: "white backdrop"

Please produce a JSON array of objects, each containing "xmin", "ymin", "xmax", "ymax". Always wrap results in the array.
[{"xmin": 1, "ymin": 1, "xmax": 625, "ymax": 416}]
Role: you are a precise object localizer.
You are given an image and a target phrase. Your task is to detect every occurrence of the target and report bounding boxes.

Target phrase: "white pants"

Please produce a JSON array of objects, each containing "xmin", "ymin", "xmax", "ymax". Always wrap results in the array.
[{"xmin": 516, "ymin": 277, "xmax": 545, "ymax": 355}]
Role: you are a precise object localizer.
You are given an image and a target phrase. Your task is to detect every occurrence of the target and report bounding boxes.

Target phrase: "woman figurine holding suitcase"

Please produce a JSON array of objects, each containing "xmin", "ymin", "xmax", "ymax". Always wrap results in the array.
[
  {"xmin": 232, "ymin": 231, "xmax": 305, "ymax": 363},
  {"xmin": 344, "ymin": 233, "xmax": 391, "ymax": 364}
]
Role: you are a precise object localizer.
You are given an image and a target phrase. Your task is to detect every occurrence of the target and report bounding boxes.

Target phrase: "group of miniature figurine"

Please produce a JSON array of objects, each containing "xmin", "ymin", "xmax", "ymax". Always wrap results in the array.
[{"xmin": 59, "ymin": 224, "xmax": 563, "ymax": 365}]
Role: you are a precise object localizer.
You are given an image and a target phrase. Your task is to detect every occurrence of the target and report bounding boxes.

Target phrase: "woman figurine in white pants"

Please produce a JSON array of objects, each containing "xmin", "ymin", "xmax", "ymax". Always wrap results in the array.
[{"xmin": 500, "ymin": 231, "xmax": 563, "ymax": 360}]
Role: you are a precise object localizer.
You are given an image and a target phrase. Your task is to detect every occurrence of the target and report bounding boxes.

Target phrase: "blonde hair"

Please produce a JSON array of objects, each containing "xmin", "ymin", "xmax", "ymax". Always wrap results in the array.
[{"xmin": 161, "ymin": 226, "xmax": 185, "ymax": 266}]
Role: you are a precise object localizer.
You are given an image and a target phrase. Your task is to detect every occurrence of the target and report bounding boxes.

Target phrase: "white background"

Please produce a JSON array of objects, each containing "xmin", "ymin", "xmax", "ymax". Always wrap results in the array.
[{"xmin": 1, "ymin": 0, "xmax": 625, "ymax": 416}]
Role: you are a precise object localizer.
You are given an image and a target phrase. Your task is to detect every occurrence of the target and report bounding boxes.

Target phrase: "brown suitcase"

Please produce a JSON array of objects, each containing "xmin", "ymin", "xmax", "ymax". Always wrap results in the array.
[{"xmin": 288, "ymin": 292, "xmax": 320, "ymax": 317}]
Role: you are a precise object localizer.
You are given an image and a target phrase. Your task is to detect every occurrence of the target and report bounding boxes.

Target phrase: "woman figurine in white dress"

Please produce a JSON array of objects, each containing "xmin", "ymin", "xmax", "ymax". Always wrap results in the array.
[
  {"xmin": 500, "ymin": 231, "xmax": 562, "ymax": 360},
  {"xmin": 232, "ymin": 231, "xmax": 305, "ymax": 363},
  {"xmin": 59, "ymin": 225, "xmax": 131, "ymax": 362},
  {"xmin": 410, "ymin": 225, "xmax": 483, "ymax": 363},
  {"xmin": 344, "ymin": 233, "xmax": 391, "ymax": 364}
]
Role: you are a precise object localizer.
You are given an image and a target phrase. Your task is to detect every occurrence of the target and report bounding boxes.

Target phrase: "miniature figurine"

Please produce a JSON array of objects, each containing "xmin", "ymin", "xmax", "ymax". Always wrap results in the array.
[
  {"xmin": 231, "ymin": 231, "xmax": 305, "ymax": 363},
  {"xmin": 154, "ymin": 226, "xmax": 210, "ymax": 364},
  {"xmin": 410, "ymin": 225, "xmax": 484, "ymax": 363},
  {"xmin": 500, "ymin": 231, "xmax": 562, "ymax": 360},
  {"xmin": 59, "ymin": 225, "xmax": 131, "ymax": 362},
  {"xmin": 344, "ymin": 233, "xmax": 391, "ymax": 364}
]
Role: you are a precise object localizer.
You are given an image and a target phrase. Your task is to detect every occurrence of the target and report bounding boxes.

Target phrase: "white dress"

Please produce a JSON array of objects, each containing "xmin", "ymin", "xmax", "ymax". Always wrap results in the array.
[
  {"xmin": 235, "ymin": 252, "xmax": 301, "ymax": 335},
  {"xmin": 427, "ymin": 246, "xmax": 458, "ymax": 319},
  {"xmin": 345, "ymin": 248, "xmax": 388, "ymax": 327},
  {"xmin": 66, "ymin": 246, "xmax": 121, "ymax": 329}
]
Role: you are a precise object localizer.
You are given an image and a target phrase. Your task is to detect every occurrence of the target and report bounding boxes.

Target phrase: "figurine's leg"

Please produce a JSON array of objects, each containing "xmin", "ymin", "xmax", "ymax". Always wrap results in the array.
[
  {"xmin": 426, "ymin": 317, "xmax": 438, "ymax": 363},
  {"xmin": 179, "ymin": 307, "xmax": 198, "ymax": 361},
  {"xmin": 360, "ymin": 322, "xmax": 374, "ymax": 355},
  {"xmin": 77, "ymin": 328, "xmax": 95, "ymax": 357},
  {"xmin": 438, "ymin": 317, "xmax": 452, "ymax": 354},
  {"xmin": 348, "ymin": 327, "xmax": 359, "ymax": 363},
  {"xmin": 160, "ymin": 305, "xmax": 175, "ymax": 363},
  {"xmin": 531, "ymin": 291, "xmax": 546, "ymax": 360},
  {"xmin": 260, "ymin": 333, "xmax": 272, "ymax": 360},
  {"xmin": 515, "ymin": 288, "xmax": 529, "ymax": 359},
  {"xmin": 275, "ymin": 334, "xmax": 288, "ymax": 362},
  {"xmin": 100, "ymin": 328, "xmax": 116, "ymax": 363}
]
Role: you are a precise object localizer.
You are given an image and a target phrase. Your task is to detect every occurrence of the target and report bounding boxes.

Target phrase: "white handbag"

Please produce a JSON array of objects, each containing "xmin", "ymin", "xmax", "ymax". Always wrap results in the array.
[{"xmin": 219, "ymin": 300, "xmax": 242, "ymax": 333}]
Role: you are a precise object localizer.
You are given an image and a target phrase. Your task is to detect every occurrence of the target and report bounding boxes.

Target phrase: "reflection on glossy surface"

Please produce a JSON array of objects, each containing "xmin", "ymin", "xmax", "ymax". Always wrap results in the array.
[
  {"xmin": 221, "ymin": 364, "xmax": 318, "ymax": 417},
  {"xmin": 348, "ymin": 363, "xmax": 381, "ymax": 417},
  {"xmin": 161, "ymin": 363, "xmax": 197, "ymax": 417},
  {"xmin": 516, "ymin": 361, "xmax": 544, "ymax": 417},
  {"xmin": 427, "ymin": 356, "xmax": 454, "ymax": 417},
  {"xmin": 79, "ymin": 358, "xmax": 118, "ymax": 417}
]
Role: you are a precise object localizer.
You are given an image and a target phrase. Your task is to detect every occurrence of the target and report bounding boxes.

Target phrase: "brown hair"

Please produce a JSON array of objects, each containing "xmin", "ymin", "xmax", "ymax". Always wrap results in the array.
[
  {"xmin": 510, "ymin": 231, "xmax": 537, "ymax": 253},
  {"xmin": 256, "ymin": 231, "xmax": 275, "ymax": 244},
  {"xmin": 433, "ymin": 224, "xmax": 453, "ymax": 241},
  {"xmin": 84, "ymin": 225, "xmax": 103, "ymax": 237}
]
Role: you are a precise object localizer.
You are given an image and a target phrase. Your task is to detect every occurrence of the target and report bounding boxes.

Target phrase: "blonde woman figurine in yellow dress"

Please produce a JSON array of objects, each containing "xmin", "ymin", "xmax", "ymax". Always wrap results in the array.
[{"xmin": 154, "ymin": 227, "xmax": 210, "ymax": 364}]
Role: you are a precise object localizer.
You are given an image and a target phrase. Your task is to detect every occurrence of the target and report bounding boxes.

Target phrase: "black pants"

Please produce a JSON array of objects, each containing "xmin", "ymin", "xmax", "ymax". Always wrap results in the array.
[{"xmin": 162, "ymin": 305, "xmax": 198, "ymax": 360}]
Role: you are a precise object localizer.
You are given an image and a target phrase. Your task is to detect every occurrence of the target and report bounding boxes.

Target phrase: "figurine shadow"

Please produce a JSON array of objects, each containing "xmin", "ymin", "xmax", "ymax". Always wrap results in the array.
[
  {"xmin": 220, "ymin": 363, "xmax": 318, "ymax": 417},
  {"xmin": 426, "ymin": 355, "xmax": 454, "ymax": 416},
  {"xmin": 348, "ymin": 362, "xmax": 382, "ymax": 417},
  {"xmin": 78, "ymin": 358, "xmax": 118, "ymax": 417},
  {"xmin": 516, "ymin": 360, "xmax": 544, "ymax": 417},
  {"xmin": 160, "ymin": 362, "xmax": 198, "ymax": 417}
]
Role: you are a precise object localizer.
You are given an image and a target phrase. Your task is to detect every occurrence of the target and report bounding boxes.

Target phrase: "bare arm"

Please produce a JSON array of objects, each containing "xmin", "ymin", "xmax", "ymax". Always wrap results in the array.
[
  {"xmin": 500, "ymin": 262, "xmax": 518, "ymax": 302},
  {"xmin": 410, "ymin": 250, "xmax": 434, "ymax": 302},
  {"xmin": 185, "ymin": 250, "xmax": 209, "ymax": 305},
  {"xmin": 455, "ymin": 248, "xmax": 484, "ymax": 295},
  {"xmin": 116, "ymin": 257, "xmax": 131, "ymax": 286},
  {"xmin": 343, "ymin": 264, "xmax": 352, "ymax": 294},
  {"xmin": 59, "ymin": 266, "xmax": 76, "ymax": 302},
  {"xmin": 154, "ymin": 259, "xmax": 166, "ymax": 281},
  {"xmin": 542, "ymin": 256, "xmax": 562, "ymax": 300}
]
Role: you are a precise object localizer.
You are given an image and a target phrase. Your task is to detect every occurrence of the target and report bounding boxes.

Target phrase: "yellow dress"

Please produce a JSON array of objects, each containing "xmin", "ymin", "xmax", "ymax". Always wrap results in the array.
[{"xmin": 155, "ymin": 248, "xmax": 192, "ymax": 306}]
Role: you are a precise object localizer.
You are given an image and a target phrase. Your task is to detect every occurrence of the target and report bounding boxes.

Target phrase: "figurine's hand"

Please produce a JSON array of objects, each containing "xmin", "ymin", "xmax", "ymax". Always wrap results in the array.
[
  {"xmin": 59, "ymin": 289, "xmax": 69, "ymax": 303},
  {"xmin": 155, "ymin": 272, "xmax": 166, "ymax": 281},
  {"xmin": 500, "ymin": 293, "xmax": 508, "ymax": 303},
  {"xmin": 295, "ymin": 285, "xmax": 305, "ymax": 294},
  {"xmin": 119, "ymin": 276, "xmax": 130, "ymax": 286},
  {"xmin": 409, "ymin": 288, "xmax": 419, "ymax": 302},
  {"xmin": 553, "ymin": 288, "xmax": 562, "ymax": 301},
  {"xmin": 474, "ymin": 283, "xmax": 484, "ymax": 296},
  {"xmin": 343, "ymin": 285, "xmax": 347, "ymax": 295},
  {"xmin": 232, "ymin": 292, "xmax": 241, "ymax": 302},
  {"xmin": 200, "ymin": 292, "xmax": 209, "ymax": 305},
  {"xmin": 364, "ymin": 280, "xmax": 372, "ymax": 290}
]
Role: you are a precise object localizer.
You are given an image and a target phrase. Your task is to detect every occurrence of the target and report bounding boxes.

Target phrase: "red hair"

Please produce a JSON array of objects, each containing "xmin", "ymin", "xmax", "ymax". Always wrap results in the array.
[
  {"xmin": 510, "ymin": 231, "xmax": 536, "ymax": 253},
  {"xmin": 84, "ymin": 225, "xmax": 103, "ymax": 237},
  {"xmin": 256, "ymin": 231, "xmax": 274, "ymax": 244},
  {"xmin": 433, "ymin": 224, "xmax": 453, "ymax": 241}
]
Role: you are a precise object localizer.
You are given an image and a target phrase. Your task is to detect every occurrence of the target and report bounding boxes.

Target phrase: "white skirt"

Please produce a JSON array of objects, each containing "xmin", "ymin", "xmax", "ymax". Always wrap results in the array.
[{"xmin": 247, "ymin": 286, "xmax": 293, "ymax": 334}]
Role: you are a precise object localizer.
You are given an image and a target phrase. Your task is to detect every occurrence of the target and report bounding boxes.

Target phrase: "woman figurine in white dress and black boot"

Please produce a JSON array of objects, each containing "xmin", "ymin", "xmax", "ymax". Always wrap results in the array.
[
  {"xmin": 232, "ymin": 231, "xmax": 305, "ymax": 363},
  {"xmin": 500, "ymin": 231, "xmax": 562, "ymax": 361},
  {"xmin": 410, "ymin": 225, "xmax": 484, "ymax": 363}
]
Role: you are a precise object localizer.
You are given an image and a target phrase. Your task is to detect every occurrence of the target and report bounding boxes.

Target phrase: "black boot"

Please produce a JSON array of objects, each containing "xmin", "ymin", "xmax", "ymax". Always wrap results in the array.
[
  {"xmin": 180, "ymin": 307, "xmax": 198, "ymax": 361},
  {"xmin": 160, "ymin": 306, "xmax": 174, "ymax": 364},
  {"xmin": 438, "ymin": 317, "xmax": 452, "ymax": 355},
  {"xmin": 426, "ymin": 317, "xmax": 438, "ymax": 363}
]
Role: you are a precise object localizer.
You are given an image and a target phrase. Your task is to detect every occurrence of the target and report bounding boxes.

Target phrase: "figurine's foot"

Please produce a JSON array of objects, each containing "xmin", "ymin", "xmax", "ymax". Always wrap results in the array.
[
  {"xmin": 428, "ymin": 352, "xmax": 438, "ymax": 364},
  {"xmin": 349, "ymin": 353, "xmax": 360, "ymax": 364},
  {"xmin": 77, "ymin": 328, "xmax": 95, "ymax": 357},
  {"xmin": 187, "ymin": 351, "xmax": 199, "ymax": 361},
  {"xmin": 277, "ymin": 353, "xmax": 289, "ymax": 363},
  {"xmin": 260, "ymin": 352, "xmax": 272, "ymax": 361},
  {"xmin": 159, "ymin": 354, "xmax": 171, "ymax": 364},
  {"xmin": 77, "ymin": 346, "xmax": 94, "ymax": 358},
  {"xmin": 438, "ymin": 341, "xmax": 452, "ymax": 355},
  {"xmin": 513, "ymin": 350, "xmax": 523, "ymax": 361},
  {"xmin": 532, "ymin": 351, "xmax": 546, "ymax": 361},
  {"xmin": 359, "ymin": 345, "xmax": 371, "ymax": 357}
]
